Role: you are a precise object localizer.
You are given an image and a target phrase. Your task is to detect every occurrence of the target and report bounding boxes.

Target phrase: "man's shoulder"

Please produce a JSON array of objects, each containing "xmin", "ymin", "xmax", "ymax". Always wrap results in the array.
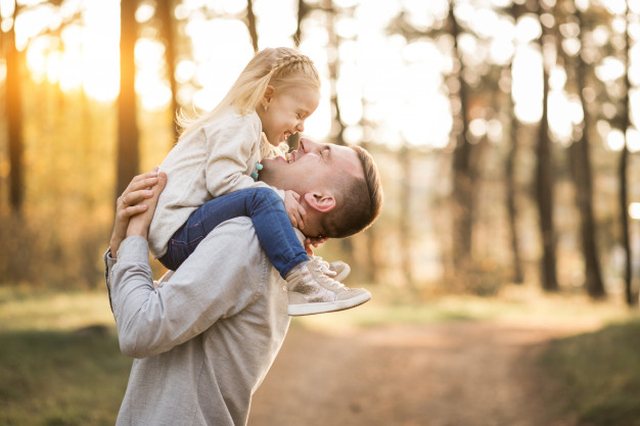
[
  {"xmin": 173, "ymin": 217, "xmax": 271, "ymax": 295},
  {"xmin": 201, "ymin": 217, "xmax": 261, "ymax": 253},
  {"xmin": 196, "ymin": 218, "xmax": 285, "ymax": 305},
  {"xmin": 214, "ymin": 216, "xmax": 254, "ymax": 229}
]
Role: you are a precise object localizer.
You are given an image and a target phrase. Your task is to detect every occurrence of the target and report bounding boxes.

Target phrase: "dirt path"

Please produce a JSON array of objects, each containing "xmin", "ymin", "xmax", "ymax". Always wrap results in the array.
[{"xmin": 250, "ymin": 320, "xmax": 586, "ymax": 426}]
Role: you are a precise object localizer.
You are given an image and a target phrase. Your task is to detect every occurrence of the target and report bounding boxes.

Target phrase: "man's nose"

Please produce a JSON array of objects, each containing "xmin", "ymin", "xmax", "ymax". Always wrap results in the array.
[
  {"xmin": 296, "ymin": 120, "xmax": 305, "ymax": 132},
  {"xmin": 299, "ymin": 137, "xmax": 316, "ymax": 152}
]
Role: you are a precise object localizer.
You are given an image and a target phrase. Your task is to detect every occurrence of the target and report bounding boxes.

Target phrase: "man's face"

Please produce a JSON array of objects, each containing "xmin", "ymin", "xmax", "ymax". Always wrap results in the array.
[{"xmin": 259, "ymin": 138, "xmax": 363, "ymax": 196}]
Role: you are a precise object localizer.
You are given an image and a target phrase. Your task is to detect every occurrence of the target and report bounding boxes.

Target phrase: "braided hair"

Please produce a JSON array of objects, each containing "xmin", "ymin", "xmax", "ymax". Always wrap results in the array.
[
  {"xmin": 269, "ymin": 52, "xmax": 318, "ymax": 83},
  {"xmin": 177, "ymin": 47, "xmax": 320, "ymax": 137}
]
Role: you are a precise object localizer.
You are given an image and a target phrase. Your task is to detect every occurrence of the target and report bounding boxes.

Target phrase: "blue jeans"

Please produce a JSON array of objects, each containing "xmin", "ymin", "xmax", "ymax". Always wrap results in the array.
[{"xmin": 159, "ymin": 187, "xmax": 309, "ymax": 278}]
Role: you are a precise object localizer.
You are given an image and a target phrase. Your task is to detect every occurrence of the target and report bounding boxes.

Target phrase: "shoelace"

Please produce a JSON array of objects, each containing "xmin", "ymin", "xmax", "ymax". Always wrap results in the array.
[
  {"xmin": 310, "ymin": 259, "xmax": 347, "ymax": 291},
  {"xmin": 313, "ymin": 256, "xmax": 337, "ymax": 277}
]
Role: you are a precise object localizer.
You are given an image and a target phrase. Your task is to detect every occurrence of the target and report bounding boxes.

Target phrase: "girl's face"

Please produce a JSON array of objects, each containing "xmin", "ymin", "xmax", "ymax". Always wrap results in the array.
[{"xmin": 258, "ymin": 85, "xmax": 320, "ymax": 146}]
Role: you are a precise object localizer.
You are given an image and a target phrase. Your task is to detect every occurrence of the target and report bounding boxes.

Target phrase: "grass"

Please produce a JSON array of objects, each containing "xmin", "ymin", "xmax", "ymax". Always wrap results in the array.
[
  {"xmin": 537, "ymin": 319, "xmax": 640, "ymax": 426},
  {"xmin": 0, "ymin": 284, "xmax": 639, "ymax": 425},
  {"xmin": 0, "ymin": 286, "xmax": 130, "ymax": 425},
  {"xmin": 0, "ymin": 330, "xmax": 131, "ymax": 426},
  {"xmin": 0, "ymin": 286, "xmax": 115, "ymax": 332},
  {"xmin": 294, "ymin": 283, "xmax": 633, "ymax": 332}
]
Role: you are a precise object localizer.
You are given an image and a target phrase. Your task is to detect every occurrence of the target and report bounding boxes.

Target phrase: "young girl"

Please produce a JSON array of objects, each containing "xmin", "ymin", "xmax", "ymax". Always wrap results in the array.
[{"xmin": 148, "ymin": 47, "xmax": 371, "ymax": 316}]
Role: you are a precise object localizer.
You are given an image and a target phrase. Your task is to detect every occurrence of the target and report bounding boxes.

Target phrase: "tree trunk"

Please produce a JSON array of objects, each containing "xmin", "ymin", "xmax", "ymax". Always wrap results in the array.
[
  {"xmin": 399, "ymin": 145, "xmax": 414, "ymax": 288},
  {"xmin": 294, "ymin": 0, "xmax": 308, "ymax": 47},
  {"xmin": 246, "ymin": 0, "xmax": 259, "ymax": 52},
  {"xmin": 360, "ymin": 227, "xmax": 378, "ymax": 283},
  {"xmin": 506, "ymin": 96, "xmax": 524, "ymax": 284},
  {"xmin": 573, "ymin": 7, "xmax": 605, "ymax": 299},
  {"xmin": 506, "ymin": 4, "xmax": 524, "ymax": 284},
  {"xmin": 325, "ymin": 0, "xmax": 345, "ymax": 146},
  {"xmin": 359, "ymin": 136, "xmax": 379, "ymax": 283},
  {"xmin": 157, "ymin": 0, "xmax": 179, "ymax": 142},
  {"xmin": 449, "ymin": 0, "xmax": 474, "ymax": 269},
  {"xmin": 535, "ymin": 1, "xmax": 559, "ymax": 292},
  {"xmin": 621, "ymin": 0, "xmax": 633, "ymax": 306},
  {"xmin": 6, "ymin": 2, "xmax": 25, "ymax": 215},
  {"xmin": 81, "ymin": 89, "xmax": 95, "ymax": 210},
  {"xmin": 287, "ymin": 0, "xmax": 307, "ymax": 149},
  {"xmin": 116, "ymin": 0, "xmax": 140, "ymax": 198}
]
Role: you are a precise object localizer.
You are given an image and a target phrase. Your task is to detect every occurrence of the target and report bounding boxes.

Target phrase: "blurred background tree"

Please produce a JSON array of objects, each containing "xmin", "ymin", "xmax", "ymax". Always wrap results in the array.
[{"xmin": 0, "ymin": 0, "xmax": 639, "ymax": 306}]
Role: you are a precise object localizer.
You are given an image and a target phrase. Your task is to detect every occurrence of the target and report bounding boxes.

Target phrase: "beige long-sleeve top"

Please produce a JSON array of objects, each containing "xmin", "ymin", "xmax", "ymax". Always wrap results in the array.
[
  {"xmin": 149, "ymin": 109, "xmax": 280, "ymax": 258},
  {"xmin": 105, "ymin": 218, "xmax": 292, "ymax": 425}
]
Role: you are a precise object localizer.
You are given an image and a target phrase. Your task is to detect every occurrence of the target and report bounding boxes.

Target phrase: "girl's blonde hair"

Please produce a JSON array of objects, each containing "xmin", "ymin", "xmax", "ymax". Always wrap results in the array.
[{"xmin": 177, "ymin": 47, "xmax": 320, "ymax": 138}]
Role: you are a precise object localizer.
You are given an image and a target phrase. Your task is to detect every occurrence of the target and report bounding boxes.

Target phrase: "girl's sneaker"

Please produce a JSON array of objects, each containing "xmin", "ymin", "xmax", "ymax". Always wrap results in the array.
[{"xmin": 285, "ymin": 257, "xmax": 370, "ymax": 316}]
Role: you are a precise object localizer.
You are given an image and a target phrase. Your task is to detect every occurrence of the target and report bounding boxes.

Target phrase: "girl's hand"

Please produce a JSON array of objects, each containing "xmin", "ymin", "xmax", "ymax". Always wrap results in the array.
[{"xmin": 284, "ymin": 190, "xmax": 307, "ymax": 230}]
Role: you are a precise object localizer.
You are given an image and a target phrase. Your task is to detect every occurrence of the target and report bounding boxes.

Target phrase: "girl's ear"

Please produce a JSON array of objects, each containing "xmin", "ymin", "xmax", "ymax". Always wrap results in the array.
[
  {"xmin": 262, "ymin": 85, "xmax": 275, "ymax": 107},
  {"xmin": 303, "ymin": 192, "xmax": 336, "ymax": 213}
]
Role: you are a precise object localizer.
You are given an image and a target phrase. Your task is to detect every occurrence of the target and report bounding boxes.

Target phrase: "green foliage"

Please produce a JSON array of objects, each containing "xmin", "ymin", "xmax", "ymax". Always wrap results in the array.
[{"xmin": 538, "ymin": 319, "xmax": 640, "ymax": 426}]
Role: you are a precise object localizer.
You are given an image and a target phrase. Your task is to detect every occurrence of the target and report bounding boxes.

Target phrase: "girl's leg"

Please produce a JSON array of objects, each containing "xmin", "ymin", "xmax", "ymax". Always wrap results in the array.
[{"xmin": 160, "ymin": 187, "xmax": 308, "ymax": 275}]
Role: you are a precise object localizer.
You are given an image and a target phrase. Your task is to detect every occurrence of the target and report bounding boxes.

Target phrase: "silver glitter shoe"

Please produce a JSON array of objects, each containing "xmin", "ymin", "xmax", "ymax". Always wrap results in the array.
[{"xmin": 285, "ymin": 258, "xmax": 370, "ymax": 316}]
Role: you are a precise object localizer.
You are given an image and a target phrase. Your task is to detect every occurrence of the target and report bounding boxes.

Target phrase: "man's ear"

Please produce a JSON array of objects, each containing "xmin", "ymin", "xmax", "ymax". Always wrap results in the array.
[{"xmin": 303, "ymin": 192, "xmax": 336, "ymax": 213}]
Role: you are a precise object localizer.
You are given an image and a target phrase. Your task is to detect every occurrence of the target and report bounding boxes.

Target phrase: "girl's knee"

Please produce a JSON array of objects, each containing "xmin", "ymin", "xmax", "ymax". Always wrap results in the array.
[
  {"xmin": 250, "ymin": 187, "xmax": 284, "ymax": 211},
  {"xmin": 252, "ymin": 187, "xmax": 280, "ymax": 202}
]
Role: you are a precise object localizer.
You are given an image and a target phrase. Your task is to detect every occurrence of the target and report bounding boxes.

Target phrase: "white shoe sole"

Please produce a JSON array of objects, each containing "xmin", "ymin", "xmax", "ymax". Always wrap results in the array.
[{"xmin": 288, "ymin": 291, "xmax": 371, "ymax": 316}]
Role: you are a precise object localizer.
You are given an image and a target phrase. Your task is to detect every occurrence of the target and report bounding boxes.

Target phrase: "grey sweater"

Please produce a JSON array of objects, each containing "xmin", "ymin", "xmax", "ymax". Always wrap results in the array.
[{"xmin": 106, "ymin": 218, "xmax": 291, "ymax": 425}]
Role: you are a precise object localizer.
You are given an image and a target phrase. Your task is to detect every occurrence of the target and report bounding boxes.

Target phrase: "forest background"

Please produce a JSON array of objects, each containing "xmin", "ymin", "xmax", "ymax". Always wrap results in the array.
[
  {"xmin": 1, "ymin": 0, "xmax": 640, "ymax": 425},
  {"xmin": 2, "ymin": 0, "xmax": 640, "ymax": 301}
]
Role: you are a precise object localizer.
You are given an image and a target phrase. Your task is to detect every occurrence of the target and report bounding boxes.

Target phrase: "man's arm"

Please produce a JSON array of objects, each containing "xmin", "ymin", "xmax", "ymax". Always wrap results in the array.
[
  {"xmin": 110, "ymin": 220, "xmax": 265, "ymax": 358},
  {"xmin": 104, "ymin": 170, "xmax": 166, "ymax": 311},
  {"xmin": 106, "ymin": 170, "xmax": 266, "ymax": 358}
]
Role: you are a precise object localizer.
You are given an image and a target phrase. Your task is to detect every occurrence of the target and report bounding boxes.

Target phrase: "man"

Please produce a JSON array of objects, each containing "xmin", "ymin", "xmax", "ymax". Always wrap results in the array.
[{"xmin": 106, "ymin": 138, "xmax": 383, "ymax": 425}]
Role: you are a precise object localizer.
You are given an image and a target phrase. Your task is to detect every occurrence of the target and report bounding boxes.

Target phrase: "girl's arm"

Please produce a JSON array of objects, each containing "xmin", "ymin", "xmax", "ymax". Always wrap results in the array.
[{"xmin": 203, "ymin": 117, "xmax": 272, "ymax": 197}]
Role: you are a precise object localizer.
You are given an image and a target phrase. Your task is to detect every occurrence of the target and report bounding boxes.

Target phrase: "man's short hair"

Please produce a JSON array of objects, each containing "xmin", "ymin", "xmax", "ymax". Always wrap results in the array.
[{"xmin": 321, "ymin": 145, "xmax": 383, "ymax": 238}]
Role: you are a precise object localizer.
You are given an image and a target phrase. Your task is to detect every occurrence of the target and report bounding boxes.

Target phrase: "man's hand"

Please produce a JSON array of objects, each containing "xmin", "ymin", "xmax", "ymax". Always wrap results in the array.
[
  {"xmin": 109, "ymin": 169, "xmax": 167, "ymax": 257},
  {"xmin": 126, "ymin": 170, "xmax": 168, "ymax": 239},
  {"xmin": 284, "ymin": 190, "xmax": 307, "ymax": 230}
]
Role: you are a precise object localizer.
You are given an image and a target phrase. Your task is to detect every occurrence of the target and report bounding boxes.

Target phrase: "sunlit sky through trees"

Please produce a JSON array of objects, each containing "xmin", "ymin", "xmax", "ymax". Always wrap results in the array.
[{"xmin": 2, "ymin": 0, "xmax": 640, "ymax": 153}]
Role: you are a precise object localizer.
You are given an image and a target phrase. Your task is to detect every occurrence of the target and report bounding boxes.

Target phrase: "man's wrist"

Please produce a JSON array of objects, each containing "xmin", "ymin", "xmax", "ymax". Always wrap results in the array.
[
  {"xmin": 109, "ymin": 237, "xmax": 120, "ymax": 259},
  {"xmin": 116, "ymin": 235, "xmax": 151, "ymax": 265}
]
